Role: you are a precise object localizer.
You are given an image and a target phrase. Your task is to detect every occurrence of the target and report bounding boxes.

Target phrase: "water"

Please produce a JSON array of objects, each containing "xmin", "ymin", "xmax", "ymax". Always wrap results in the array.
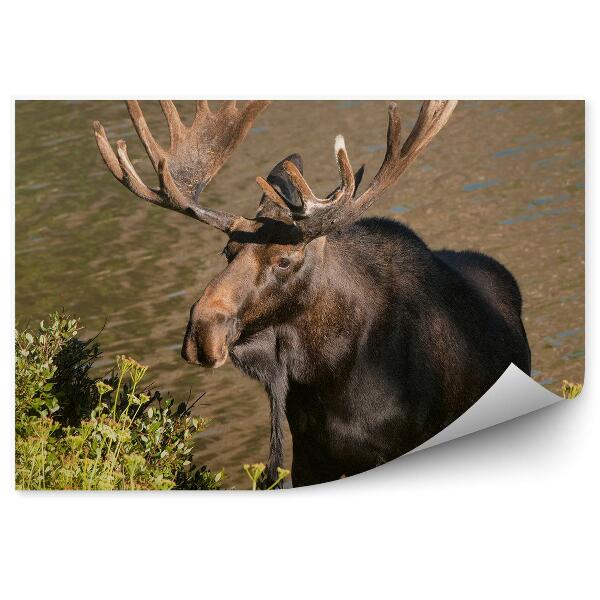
[{"xmin": 15, "ymin": 100, "xmax": 585, "ymax": 486}]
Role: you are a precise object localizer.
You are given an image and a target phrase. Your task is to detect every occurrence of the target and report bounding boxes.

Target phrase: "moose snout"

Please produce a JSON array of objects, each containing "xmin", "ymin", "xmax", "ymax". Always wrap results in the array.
[{"xmin": 181, "ymin": 309, "xmax": 239, "ymax": 369}]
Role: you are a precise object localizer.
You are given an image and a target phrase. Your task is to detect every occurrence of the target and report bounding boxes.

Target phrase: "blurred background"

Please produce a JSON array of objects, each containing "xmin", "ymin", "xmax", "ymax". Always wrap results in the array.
[{"xmin": 15, "ymin": 100, "xmax": 585, "ymax": 486}]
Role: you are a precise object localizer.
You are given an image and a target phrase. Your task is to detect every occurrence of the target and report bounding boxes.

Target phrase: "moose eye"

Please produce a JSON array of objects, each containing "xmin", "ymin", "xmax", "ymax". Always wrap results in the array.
[
  {"xmin": 277, "ymin": 257, "xmax": 291, "ymax": 269},
  {"xmin": 222, "ymin": 246, "xmax": 236, "ymax": 262}
]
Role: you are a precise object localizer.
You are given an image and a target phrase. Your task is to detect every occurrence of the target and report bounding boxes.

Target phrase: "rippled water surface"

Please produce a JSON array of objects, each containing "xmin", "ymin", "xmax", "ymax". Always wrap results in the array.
[{"xmin": 15, "ymin": 100, "xmax": 585, "ymax": 486}]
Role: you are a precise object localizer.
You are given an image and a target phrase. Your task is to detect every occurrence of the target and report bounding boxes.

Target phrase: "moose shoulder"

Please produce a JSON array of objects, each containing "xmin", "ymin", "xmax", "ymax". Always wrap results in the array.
[{"xmin": 94, "ymin": 100, "xmax": 531, "ymax": 487}]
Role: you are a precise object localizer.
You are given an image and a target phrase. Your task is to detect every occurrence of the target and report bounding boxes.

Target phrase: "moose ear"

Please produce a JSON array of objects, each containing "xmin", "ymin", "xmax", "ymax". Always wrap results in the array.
[{"xmin": 266, "ymin": 153, "xmax": 304, "ymax": 209}]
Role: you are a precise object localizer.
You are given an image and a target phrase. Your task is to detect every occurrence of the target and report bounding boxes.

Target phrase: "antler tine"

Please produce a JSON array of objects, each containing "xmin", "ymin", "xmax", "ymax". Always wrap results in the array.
[
  {"xmin": 278, "ymin": 135, "xmax": 356, "ymax": 218},
  {"xmin": 159, "ymin": 100, "xmax": 186, "ymax": 148},
  {"xmin": 115, "ymin": 139, "xmax": 164, "ymax": 204},
  {"xmin": 343, "ymin": 101, "xmax": 401, "ymax": 214},
  {"xmin": 401, "ymin": 101, "xmax": 458, "ymax": 161},
  {"xmin": 93, "ymin": 121, "xmax": 123, "ymax": 180},
  {"xmin": 333, "ymin": 135, "xmax": 356, "ymax": 200},
  {"xmin": 281, "ymin": 160, "xmax": 320, "ymax": 207},
  {"xmin": 255, "ymin": 176, "xmax": 293, "ymax": 213},
  {"xmin": 93, "ymin": 121, "xmax": 161, "ymax": 204},
  {"xmin": 126, "ymin": 101, "xmax": 165, "ymax": 171},
  {"xmin": 194, "ymin": 100, "xmax": 210, "ymax": 124}
]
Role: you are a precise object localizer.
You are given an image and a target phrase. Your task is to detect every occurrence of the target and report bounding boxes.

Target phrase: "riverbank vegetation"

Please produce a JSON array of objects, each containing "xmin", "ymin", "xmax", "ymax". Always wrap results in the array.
[{"xmin": 15, "ymin": 311, "xmax": 289, "ymax": 490}]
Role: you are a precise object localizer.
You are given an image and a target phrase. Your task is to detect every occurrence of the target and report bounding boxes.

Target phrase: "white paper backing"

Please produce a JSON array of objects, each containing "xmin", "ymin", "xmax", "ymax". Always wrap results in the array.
[{"xmin": 409, "ymin": 363, "xmax": 562, "ymax": 454}]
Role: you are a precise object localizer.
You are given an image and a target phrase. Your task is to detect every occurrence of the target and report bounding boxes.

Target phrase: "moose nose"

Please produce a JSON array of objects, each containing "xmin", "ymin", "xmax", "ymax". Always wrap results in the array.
[{"xmin": 181, "ymin": 311, "xmax": 237, "ymax": 369}]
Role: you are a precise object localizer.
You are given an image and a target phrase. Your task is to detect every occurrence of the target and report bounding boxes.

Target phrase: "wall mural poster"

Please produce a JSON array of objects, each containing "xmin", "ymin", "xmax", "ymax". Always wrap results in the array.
[{"xmin": 15, "ymin": 100, "xmax": 584, "ymax": 490}]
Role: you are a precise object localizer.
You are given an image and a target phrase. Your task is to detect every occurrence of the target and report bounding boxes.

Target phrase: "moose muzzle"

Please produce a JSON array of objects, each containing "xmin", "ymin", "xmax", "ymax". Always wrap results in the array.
[
  {"xmin": 181, "ymin": 309, "xmax": 239, "ymax": 368},
  {"xmin": 181, "ymin": 245, "xmax": 256, "ymax": 368}
]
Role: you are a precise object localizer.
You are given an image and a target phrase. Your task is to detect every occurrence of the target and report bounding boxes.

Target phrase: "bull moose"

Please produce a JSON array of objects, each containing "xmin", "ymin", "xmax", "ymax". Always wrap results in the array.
[{"xmin": 93, "ymin": 100, "xmax": 531, "ymax": 487}]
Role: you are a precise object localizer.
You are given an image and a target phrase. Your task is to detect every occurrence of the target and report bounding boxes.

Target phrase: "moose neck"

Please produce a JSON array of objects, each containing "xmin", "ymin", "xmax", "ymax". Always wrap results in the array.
[{"xmin": 272, "ymin": 234, "xmax": 377, "ymax": 388}]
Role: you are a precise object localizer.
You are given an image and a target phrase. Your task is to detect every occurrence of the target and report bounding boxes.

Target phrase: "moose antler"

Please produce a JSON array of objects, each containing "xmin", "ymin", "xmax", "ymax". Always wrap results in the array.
[
  {"xmin": 94, "ymin": 100, "xmax": 270, "ymax": 232},
  {"xmin": 256, "ymin": 101, "xmax": 457, "ymax": 240}
]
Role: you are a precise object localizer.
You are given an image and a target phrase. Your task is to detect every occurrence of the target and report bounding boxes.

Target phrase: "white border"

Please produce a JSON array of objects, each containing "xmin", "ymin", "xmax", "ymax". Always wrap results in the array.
[{"xmin": 1, "ymin": 1, "xmax": 597, "ymax": 599}]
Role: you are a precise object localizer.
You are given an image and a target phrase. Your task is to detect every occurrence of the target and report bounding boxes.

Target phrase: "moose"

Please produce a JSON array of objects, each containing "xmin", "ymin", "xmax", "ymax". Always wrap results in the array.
[{"xmin": 93, "ymin": 100, "xmax": 531, "ymax": 487}]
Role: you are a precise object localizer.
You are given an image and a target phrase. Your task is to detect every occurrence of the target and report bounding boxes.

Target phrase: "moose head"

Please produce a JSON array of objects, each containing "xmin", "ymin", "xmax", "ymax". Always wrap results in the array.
[{"xmin": 94, "ymin": 100, "xmax": 457, "ymax": 370}]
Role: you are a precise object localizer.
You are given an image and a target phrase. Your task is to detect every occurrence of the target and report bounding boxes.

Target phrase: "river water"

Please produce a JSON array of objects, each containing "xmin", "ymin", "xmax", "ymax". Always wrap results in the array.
[{"xmin": 15, "ymin": 100, "xmax": 585, "ymax": 487}]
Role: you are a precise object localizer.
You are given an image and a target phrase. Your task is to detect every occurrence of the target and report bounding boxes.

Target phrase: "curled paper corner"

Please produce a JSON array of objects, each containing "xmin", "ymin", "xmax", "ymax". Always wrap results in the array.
[{"xmin": 408, "ymin": 364, "xmax": 563, "ymax": 455}]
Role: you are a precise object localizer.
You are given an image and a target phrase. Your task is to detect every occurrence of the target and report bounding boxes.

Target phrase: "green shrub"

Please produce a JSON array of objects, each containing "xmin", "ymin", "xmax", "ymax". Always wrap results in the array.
[
  {"xmin": 561, "ymin": 380, "xmax": 583, "ymax": 399},
  {"xmin": 15, "ymin": 312, "xmax": 224, "ymax": 490}
]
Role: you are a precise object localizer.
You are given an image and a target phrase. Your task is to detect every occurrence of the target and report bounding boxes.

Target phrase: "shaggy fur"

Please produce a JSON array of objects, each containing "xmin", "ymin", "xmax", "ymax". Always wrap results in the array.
[{"xmin": 229, "ymin": 216, "xmax": 531, "ymax": 487}]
